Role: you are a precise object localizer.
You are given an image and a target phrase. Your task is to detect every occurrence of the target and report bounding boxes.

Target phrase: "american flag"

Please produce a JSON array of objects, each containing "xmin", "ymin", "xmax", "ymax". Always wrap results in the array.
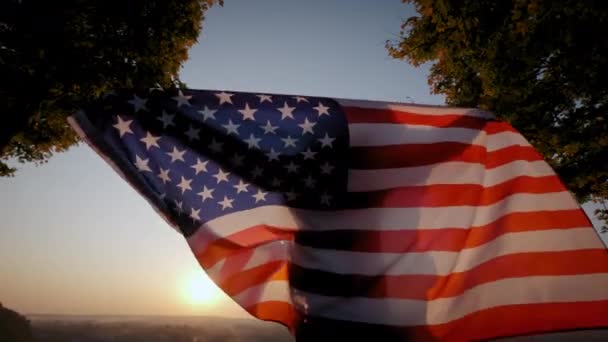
[{"xmin": 69, "ymin": 88, "xmax": 608, "ymax": 341}]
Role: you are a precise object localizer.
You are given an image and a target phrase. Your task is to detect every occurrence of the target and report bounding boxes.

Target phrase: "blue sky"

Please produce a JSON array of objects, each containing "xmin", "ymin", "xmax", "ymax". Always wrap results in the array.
[{"xmin": 0, "ymin": 0, "xmax": 605, "ymax": 318}]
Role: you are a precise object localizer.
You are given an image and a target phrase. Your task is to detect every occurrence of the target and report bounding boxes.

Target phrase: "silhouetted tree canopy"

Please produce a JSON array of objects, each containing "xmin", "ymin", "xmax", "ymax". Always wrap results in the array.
[
  {"xmin": 388, "ymin": 0, "xmax": 608, "ymax": 227},
  {"xmin": 0, "ymin": 303, "xmax": 33, "ymax": 342},
  {"xmin": 0, "ymin": 0, "xmax": 221, "ymax": 177}
]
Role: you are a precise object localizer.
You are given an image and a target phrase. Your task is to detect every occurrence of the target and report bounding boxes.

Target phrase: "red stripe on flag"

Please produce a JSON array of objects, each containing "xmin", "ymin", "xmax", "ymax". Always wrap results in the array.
[
  {"xmin": 485, "ymin": 145, "xmax": 545, "ymax": 168},
  {"xmin": 245, "ymin": 301, "xmax": 297, "ymax": 333},
  {"xmin": 483, "ymin": 121, "xmax": 519, "ymax": 134},
  {"xmin": 349, "ymin": 143, "xmax": 542, "ymax": 169}
]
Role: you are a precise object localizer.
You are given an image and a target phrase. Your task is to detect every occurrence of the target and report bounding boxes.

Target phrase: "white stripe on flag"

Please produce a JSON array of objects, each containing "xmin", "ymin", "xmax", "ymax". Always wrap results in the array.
[{"xmin": 486, "ymin": 131, "xmax": 531, "ymax": 151}]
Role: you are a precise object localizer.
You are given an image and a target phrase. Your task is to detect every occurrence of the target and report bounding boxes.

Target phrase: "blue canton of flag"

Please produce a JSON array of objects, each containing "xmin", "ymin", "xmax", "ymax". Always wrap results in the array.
[{"xmin": 71, "ymin": 88, "xmax": 349, "ymax": 236}]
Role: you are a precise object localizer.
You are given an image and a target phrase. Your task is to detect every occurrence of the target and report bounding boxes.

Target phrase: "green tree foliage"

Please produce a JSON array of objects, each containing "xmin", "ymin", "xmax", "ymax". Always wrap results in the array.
[
  {"xmin": 0, "ymin": 0, "xmax": 221, "ymax": 176},
  {"xmin": 388, "ymin": 0, "xmax": 608, "ymax": 227}
]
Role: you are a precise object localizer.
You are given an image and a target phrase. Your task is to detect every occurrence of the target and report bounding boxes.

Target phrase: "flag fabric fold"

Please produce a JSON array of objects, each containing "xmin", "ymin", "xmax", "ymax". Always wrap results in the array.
[{"xmin": 69, "ymin": 88, "xmax": 608, "ymax": 341}]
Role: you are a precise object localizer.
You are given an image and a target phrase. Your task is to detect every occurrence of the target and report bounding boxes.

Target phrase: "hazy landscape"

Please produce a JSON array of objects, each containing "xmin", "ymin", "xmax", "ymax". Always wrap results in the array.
[
  {"xmin": 2, "ymin": 290, "xmax": 608, "ymax": 342},
  {"xmin": 14, "ymin": 313, "xmax": 608, "ymax": 342},
  {"xmin": 28, "ymin": 315, "xmax": 294, "ymax": 342}
]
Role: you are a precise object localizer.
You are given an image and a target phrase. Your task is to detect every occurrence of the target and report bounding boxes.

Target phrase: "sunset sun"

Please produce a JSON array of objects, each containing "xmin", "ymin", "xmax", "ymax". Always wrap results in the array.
[{"xmin": 180, "ymin": 269, "xmax": 223, "ymax": 307}]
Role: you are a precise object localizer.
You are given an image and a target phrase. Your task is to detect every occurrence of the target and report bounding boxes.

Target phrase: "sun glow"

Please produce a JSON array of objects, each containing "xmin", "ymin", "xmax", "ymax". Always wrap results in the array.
[{"xmin": 180, "ymin": 269, "xmax": 223, "ymax": 307}]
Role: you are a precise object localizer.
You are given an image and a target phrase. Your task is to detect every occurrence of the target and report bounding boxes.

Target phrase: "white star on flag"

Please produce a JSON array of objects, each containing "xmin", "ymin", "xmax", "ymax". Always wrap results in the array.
[
  {"xmin": 281, "ymin": 136, "xmax": 298, "ymax": 148},
  {"xmin": 286, "ymin": 189, "xmax": 299, "ymax": 201},
  {"xmin": 257, "ymin": 94, "xmax": 273, "ymax": 103},
  {"xmin": 318, "ymin": 133, "xmax": 335, "ymax": 148},
  {"xmin": 266, "ymin": 148, "xmax": 281, "ymax": 161},
  {"xmin": 320, "ymin": 162, "xmax": 334, "ymax": 174},
  {"xmin": 172, "ymin": 90, "xmax": 192, "ymax": 107},
  {"xmin": 222, "ymin": 119, "xmax": 240, "ymax": 135},
  {"xmin": 293, "ymin": 96, "xmax": 309, "ymax": 103},
  {"xmin": 251, "ymin": 166, "xmax": 263, "ymax": 179},
  {"xmin": 176, "ymin": 176, "xmax": 193, "ymax": 194},
  {"xmin": 128, "ymin": 95, "xmax": 148, "ymax": 112},
  {"xmin": 278, "ymin": 102, "xmax": 295, "ymax": 120},
  {"xmin": 285, "ymin": 161, "xmax": 299, "ymax": 173},
  {"xmin": 185, "ymin": 125, "xmax": 200, "ymax": 141},
  {"xmin": 271, "ymin": 178, "xmax": 283, "ymax": 187},
  {"xmin": 252, "ymin": 189, "xmax": 268, "ymax": 203},
  {"xmin": 189, "ymin": 208, "xmax": 200, "ymax": 222},
  {"xmin": 244, "ymin": 134, "xmax": 262, "ymax": 149},
  {"xmin": 313, "ymin": 102, "xmax": 330, "ymax": 116},
  {"xmin": 304, "ymin": 175, "xmax": 316, "ymax": 188},
  {"xmin": 140, "ymin": 132, "xmax": 160, "ymax": 150},
  {"xmin": 166, "ymin": 147, "xmax": 186, "ymax": 163},
  {"xmin": 113, "ymin": 116, "xmax": 133, "ymax": 137},
  {"xmin": 174, "ymin": 200, "xmax": 184, "ymax": 214},
  {"xmin": 238, "ymin": 103, "xmax": 257, "ymax": 120},
  {"xmin": 158, "ymin": 111, "xmax": 175, "ymax": 128},
  {"xmin": 320, "ymin": 192, "xmax": 332, "ymax": 205},
  {"xmin": 212, "ymin": 169, "xmax": 230, "ymax": 184},
  {"xmin": 198, "ymin": 106, "xmax": 216, "ymax": 121},
  {"xmin": 197, "ymin": 186, "xmax": 214, "ymax": 202},
  {"xmin": 260, "ymin": 120, "xmax": 279, "ymax": 134},
  {"xmin": 157, "ymin": 168, "xmax": 171, "ymax": 184},
  {"xmin": 134, "ymin": 155, "xmax": 152, "ymax": 172},
  {"xmin": 218, "ymin": 196, "xmax": 234, "ymax": 210},
  {"xmin": 298, "ymin": 118, "xmax": 316, "ymax": 135},
  {"xmin": 190, "ymin": 158, "xmax": 209, "ymax": 175},
  {"xmin": 215, "ymin": 91, "xmax": 234, "ymax": 105},
  {"xmin": 233, "ymin": 180, "xmax": 250, "ymax": 193},
  {"xmin": 301, "ymin": 148, "xmax": 317, "ymax": 160}
]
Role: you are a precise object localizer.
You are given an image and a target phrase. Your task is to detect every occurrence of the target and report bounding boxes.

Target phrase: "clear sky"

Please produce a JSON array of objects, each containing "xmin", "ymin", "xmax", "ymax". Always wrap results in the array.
[{"xmin": 0, "ymin": 0, "xmax": 605, "ymax": 319}]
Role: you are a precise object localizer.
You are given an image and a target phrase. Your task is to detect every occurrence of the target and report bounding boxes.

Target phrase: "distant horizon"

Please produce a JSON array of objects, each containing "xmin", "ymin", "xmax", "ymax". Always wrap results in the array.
[
  {"xmin": 24, "ymin": 312, "xmax": 250, "ymax": 319},
  {"xmin": 24, "ymin": 313, "xmax": 282, "ymax": 329}
]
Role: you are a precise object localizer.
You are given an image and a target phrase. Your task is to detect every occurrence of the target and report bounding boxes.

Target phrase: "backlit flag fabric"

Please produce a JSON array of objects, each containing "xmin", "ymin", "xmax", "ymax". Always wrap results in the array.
[{"xmin": 69, "ymin": 88, "xmax": 608, "ymax": 341}]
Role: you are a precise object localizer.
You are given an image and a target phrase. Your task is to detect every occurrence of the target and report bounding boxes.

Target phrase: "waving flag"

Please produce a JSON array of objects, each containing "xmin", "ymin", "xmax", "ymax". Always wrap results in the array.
[{"xmin": 69, "ymin": 88, "xmax": 608, "ymax": 341}]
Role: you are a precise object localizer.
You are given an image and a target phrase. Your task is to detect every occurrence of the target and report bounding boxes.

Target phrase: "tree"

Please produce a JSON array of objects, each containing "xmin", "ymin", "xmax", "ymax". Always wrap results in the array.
[
  {"xmin": 0, "ymin": 303, "xmax": 33, "ymax": 342},
  {"xmin": 387, "ymin": 0, "xmax": 608, "ymax": 227},
  {"xmin": 0, "ymin": 0, "xmax": 221, "ymax": 177}
]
